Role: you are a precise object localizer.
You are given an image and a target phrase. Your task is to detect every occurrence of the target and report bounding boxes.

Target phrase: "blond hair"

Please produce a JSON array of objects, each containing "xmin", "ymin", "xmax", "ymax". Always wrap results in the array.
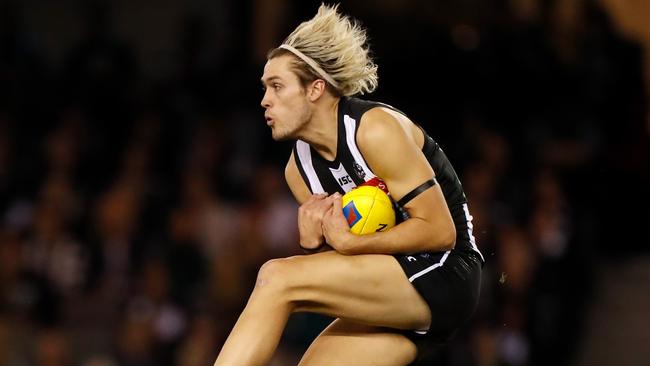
[{"xmin": 269, "ymin": 3, "xmax": 378, "ymax": 96}]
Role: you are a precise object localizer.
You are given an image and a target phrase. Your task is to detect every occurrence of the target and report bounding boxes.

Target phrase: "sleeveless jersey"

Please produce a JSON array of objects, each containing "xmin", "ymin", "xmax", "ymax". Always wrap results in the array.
[{"xmin": 293, "ymin": 96, "xmax": 484, "ymax": 261}]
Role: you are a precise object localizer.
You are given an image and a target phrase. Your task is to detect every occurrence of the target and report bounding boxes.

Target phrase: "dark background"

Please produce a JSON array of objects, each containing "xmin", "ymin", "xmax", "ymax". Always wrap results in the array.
[{"xmin": 1, "ymin": 0, "xmax": 648, "ymax": 365}]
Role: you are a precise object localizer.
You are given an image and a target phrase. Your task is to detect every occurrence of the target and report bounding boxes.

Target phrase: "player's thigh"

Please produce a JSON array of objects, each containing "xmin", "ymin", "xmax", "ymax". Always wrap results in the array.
[
  {"xmin": 259, "ymin": 251, "xmax": 430, "ymax": 331},
  {"xmin": 298, "ymin": 318, "xmax": 417, "ymax": 366}
]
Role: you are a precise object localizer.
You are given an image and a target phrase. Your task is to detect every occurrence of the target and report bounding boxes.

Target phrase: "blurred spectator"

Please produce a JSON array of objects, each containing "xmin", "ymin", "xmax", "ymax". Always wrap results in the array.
[
  {"xmin": 174, "ymin": 313, "xmax": 219, "ymax": 366},
  {"xmin": 240, "ymin": 164, "xmax": 299, "ymax": 259},
  {"xmin": 23, "ymin": 177, "xmax": 87, "ymax": 297},
  {"xmin": 34, "ymin": 328, "xmax": 73, "ymax": 366}
]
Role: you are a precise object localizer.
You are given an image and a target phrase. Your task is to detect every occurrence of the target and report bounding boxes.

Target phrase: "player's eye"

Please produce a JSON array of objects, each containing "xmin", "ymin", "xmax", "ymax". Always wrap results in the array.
[{"xmin": 273, "ymin": 83, "xmax": 282, "ymax": 90}]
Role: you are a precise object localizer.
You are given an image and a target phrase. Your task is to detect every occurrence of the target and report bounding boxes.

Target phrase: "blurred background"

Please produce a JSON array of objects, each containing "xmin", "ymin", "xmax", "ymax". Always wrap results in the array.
[{"xmin": 0, "ymin": 0, "xmax": 648, "ymax": 365}]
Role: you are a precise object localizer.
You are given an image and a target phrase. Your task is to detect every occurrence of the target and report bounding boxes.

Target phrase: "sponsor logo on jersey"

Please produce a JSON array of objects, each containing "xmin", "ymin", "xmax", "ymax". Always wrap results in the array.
[
  {"xmin": 338, "ymin": 175, "xmax": 353, "ymax": 186},
  {"xmin": 330, "ymin": 163, "xmax": 357, "ymax": 192}
]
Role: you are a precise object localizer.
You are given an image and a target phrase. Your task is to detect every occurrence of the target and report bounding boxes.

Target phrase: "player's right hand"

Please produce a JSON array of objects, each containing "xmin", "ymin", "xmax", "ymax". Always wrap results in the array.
[{"xmin": 298, "ymin": 193, "xmax": 334, "ymax": 249}]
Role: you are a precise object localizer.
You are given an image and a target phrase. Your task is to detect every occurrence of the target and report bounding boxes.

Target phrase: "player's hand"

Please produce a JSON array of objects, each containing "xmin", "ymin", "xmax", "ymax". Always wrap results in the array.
[
  {"xmin": 322, "ymin": 193, "xmax": 354, "ymax": 254},
  {"xmin": 298, "ymin": 193, "xmax": 332, "ymax": 249}
]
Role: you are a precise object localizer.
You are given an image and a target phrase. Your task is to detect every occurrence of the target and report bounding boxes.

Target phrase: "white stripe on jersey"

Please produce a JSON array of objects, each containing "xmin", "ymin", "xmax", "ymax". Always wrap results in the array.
[
  {"xmin": 343, "ymin": 115, "xmax": 377, "ymax": 180},
  {"xmin": 408, "ymin": 250, "xmax": 450, "ymax": 282},
  {"xmin": 462, "ymin": 203, "xmax": 485, "ymax": 262},
  {"xmin": 296, "ymin": 140, "xmax": 325, "ymax": 194}
]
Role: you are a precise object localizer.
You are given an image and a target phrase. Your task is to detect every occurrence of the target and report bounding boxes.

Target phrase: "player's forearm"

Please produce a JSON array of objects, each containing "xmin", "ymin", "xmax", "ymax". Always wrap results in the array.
[{"xmin": 338, "ymin": 216, "xmax": 456, "ymax": 255}]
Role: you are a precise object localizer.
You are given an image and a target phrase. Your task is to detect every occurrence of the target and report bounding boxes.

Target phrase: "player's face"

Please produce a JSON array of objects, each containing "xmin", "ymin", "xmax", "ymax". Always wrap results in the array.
[{"xmin": 260, "ymin": 55, "xmax": 312, "ymax": 141}]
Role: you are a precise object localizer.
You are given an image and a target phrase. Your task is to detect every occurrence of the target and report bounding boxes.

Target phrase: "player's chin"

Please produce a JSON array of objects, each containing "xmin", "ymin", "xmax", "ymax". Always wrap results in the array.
[{"xmin": 271, "ymin": 128, "xmax": 293, "ymax": 141}]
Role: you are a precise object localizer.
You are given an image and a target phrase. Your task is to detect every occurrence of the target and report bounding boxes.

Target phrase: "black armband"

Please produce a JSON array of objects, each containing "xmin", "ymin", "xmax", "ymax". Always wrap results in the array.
[{"xmin": 396, "ymin": 178, "xmax": 437, "ymax": 207}]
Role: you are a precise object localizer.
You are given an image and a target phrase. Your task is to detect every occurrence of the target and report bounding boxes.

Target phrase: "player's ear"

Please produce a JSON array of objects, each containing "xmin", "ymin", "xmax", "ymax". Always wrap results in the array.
[{"xmin": 307, "ymin": 79, "xmax": 326, "ymax": 101}]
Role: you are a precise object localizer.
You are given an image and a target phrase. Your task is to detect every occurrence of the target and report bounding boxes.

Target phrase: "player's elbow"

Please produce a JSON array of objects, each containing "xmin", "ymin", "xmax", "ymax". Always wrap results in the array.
[
  {"xmin": 429, "ymin": 221, "xmax": 456, "ymax": 251},
  {"xmin": 440, "ymin": 225, "xmax": 456, "ymax": 251}
]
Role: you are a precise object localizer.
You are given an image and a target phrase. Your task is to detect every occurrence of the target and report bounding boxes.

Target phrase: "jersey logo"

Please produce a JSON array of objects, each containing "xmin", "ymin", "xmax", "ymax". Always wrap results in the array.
[
  {"xmin": 329, "ymin": 163, "xmax": 357, "ymax": 192},
  {"xmin": 342, "ymin": 201, "xmax": 362, "ymax": 227},
  {"xmin": 353, "ymin": 162, "xmax": 366, "ymax": 179}
]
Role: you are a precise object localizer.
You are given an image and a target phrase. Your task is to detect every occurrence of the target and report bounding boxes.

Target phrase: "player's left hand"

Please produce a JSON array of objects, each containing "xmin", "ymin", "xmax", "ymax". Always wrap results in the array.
[{"xmin": 322, "ymin": 193, "xmax": 355, "ymax": 254}]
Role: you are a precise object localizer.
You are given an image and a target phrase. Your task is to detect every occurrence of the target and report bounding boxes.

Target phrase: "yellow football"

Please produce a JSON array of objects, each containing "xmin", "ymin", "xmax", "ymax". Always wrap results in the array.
[{"xmin": 341, "ymin": 185, "xmax": 396, "ymax": 235}]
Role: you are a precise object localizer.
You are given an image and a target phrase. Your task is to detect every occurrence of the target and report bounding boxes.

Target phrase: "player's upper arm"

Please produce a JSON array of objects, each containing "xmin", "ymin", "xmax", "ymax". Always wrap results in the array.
[
  {"xmin": 357, "ymin": 107, "xmax": 456, "ymax": 248},
  {"xmin": 285, "ymin": 151, "xmax": 312, "ymax": 205},
  {"xmin": 357, "ymin": 107, "xmax": 434, "ymax": 201}
]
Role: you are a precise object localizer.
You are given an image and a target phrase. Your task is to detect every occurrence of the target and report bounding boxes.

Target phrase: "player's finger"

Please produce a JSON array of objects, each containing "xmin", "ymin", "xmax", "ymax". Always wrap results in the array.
[
  {"xmin": 319, "ymin": 195, "xmax": 334, "ymax": 215},
  {"xmin": 305, "ymin": 193, "xmax": 327, "ymax": 205},
  {"xmin": 323, "ymin": 192, "xmax": 338, "ymax": 203},
  {"xmin": 313, "ymin": 193, "xmax": 328, "ymax": 201},
  {"xmin": 329, "ymin": 193, "xmax": 342, "ymax": 214}
]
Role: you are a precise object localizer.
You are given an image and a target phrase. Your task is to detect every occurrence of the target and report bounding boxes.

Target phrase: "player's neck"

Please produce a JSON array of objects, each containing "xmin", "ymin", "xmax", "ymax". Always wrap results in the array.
[{"xmin": 299, "ymin": 97, "xmax": 340, "ymax": 161}]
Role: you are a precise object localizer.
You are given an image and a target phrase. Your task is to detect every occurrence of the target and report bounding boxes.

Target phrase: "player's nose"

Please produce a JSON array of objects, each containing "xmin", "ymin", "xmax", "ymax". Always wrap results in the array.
[{"xmin": 261, "ymin": 91, "xmax": 271, "ymax": 108}]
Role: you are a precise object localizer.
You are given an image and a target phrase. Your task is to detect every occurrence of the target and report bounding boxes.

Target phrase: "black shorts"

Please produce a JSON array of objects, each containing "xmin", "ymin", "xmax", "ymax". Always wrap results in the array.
[{"xmin": 394, "ymin": 249, "xmax": 482, "ymax": 364}]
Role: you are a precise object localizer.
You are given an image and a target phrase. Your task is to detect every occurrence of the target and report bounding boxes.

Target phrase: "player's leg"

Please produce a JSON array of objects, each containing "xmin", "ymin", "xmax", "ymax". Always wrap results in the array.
[
  {"xmin": 298, "ymin": 319, "xmax": 417, "ymax": 366},
  {"xmin": 214, "ymin": 251, "xmax": 430, "ymax": 366}
]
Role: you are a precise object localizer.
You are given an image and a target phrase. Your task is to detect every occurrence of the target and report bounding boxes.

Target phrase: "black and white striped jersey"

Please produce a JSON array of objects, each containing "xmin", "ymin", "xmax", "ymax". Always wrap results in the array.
[{"xmin": 293, "ymin": 96, "xmax": 484, "ymax": 261}]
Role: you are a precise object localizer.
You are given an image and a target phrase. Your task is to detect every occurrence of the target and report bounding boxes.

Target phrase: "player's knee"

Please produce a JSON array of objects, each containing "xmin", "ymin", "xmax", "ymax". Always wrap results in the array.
[
  {"xmin": 255, "ymin": 258, "xmax": 292, "ymax": 291},
  {"xmin": 392, "ymin": 335, "xmax": 418, "ymax": 365}
]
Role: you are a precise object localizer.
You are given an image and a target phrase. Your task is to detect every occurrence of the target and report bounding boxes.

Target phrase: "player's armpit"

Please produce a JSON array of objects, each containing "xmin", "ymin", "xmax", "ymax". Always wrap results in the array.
[{"xmin": 285, "ymin": 151, "xmax": 313, "ymax": 204}]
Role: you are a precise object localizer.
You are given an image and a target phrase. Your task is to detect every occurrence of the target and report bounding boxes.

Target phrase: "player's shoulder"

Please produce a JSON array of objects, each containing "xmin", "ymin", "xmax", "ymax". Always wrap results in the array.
[
  {"xmin": 357, "ymin": 105, "xmax": 408, "ymax": 145},
  {"xmin": 345, "ymin": 96, "xmax": 407, "ymax": 118}
]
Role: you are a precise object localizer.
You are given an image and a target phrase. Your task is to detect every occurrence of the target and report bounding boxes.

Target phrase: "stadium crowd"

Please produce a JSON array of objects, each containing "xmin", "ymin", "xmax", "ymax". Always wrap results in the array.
[{"xmin": 0, "ymin": 0, "xmax": 647, "ymax": 365}]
